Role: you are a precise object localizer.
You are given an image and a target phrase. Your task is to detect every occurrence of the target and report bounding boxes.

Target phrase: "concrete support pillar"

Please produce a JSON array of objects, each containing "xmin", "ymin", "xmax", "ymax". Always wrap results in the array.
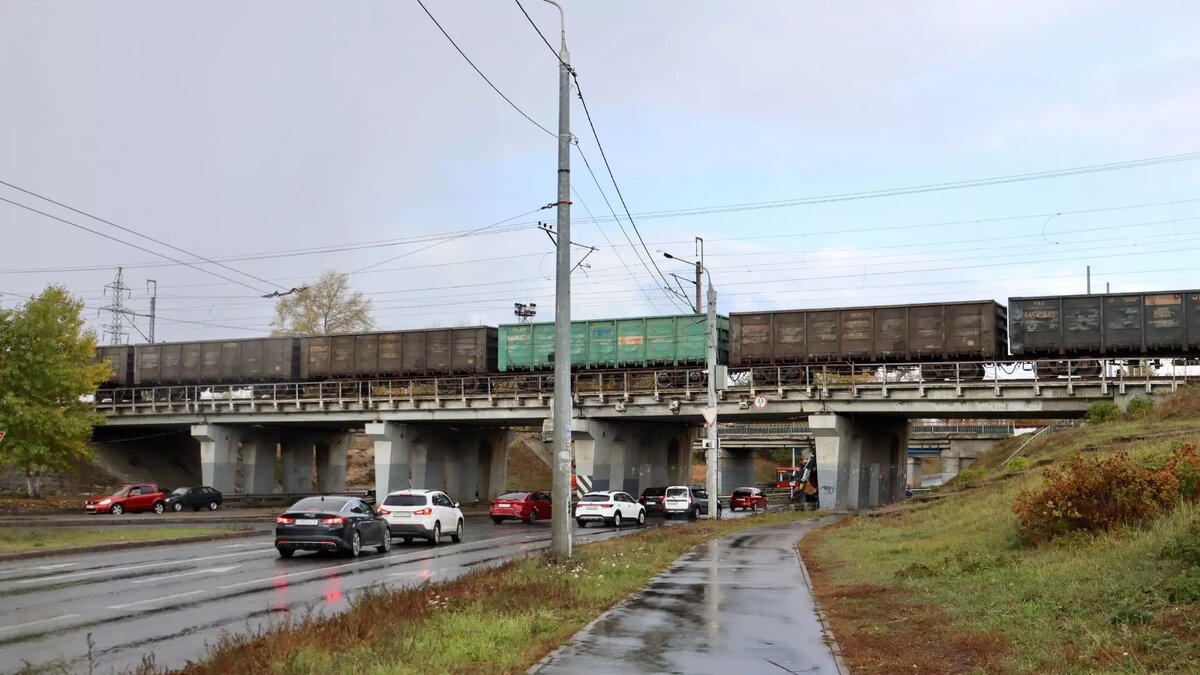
[
  {"xmin": 191, "ymin": 424, "xmax": 240, "ymax": 494},
  {"xmin": 907, "ymin": 456, "xmax": 921, "ymax": 489},
  {"xmin": 280, "ymin": 436, "xmax": 313, "ymax": 494},
  {"xmin": 241, "ymin": 437, "xmax": 276, "ymax": 495},
  {"xmin": 941, "ymin": 454, "xmax": 962, "ymax": 480},
  {"xmin": 808, "ymin": 414, "xmax": 909, "ymax": 511},
  {"xmin": 570, "ymin": 419, "xmax": 695, "ymax": 496},
  {"xmin": 316, "ymin": 433, "xmax": 351, "ymax": 493},
  {"xmin": 366, "ymin": 422, "xmax": 412, "ymax": 498},
  {"xmin": 718, "ymin": 448, "xmax": 756, "ymax": 494}
]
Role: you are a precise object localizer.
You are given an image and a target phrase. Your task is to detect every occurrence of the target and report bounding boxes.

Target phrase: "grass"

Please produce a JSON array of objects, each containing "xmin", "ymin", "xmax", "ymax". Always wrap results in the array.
[
  {"xmin": 802, "ymin": 395, "xmax": 1200, "ymax": 673},
  {"xmin": 0, "ymin": 526, "xmax": 245, "ymax": 553},
  {"xmin": 170, "ymin": 509, "xmax": 820, "ymax": 675},
  {"xmin": 505, "ymin": 439, "xmax": 551, "ymax": 492}
]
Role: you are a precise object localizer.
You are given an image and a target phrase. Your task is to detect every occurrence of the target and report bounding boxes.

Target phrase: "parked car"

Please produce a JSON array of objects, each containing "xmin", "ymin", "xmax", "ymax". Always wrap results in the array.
[
  {"xmin": 275, "ymin": 495, "xmax": 390, "ymax": 558},
  {"xmin": 164, "ymin": 486, "xmax": 223, "ymax": 512},
  {"xmin": 574, "ymin": 491, "xmax": 646, "ymax": 528},
  {"xmin": 729, "ymin": 487, "xmax": 769, "ymax": 512},
  {"xmin": 490, "ymin": 490, "xmax": 552, "ymax": 524},
  {"xmin": 377, "ymin": 489, "xmax": 464, "ymax": 545},
  {"xmin": 84, "ymin": 483, "xmax": 167, "ymax": 515},
  {"xmin": 663, "ymin": 485, "xmax": 709, "ymax": 520},
  {"xmin": 637, "ymin": 486, "xmax": 668, "ymax": 516}
]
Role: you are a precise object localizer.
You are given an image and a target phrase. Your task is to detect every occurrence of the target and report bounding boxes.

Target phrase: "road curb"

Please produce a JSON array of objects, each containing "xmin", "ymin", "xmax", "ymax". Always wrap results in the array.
[
  {"xmin": 793, "ymin": 516, "xmax": 850, "ymax": 675},
  {"xmin": 0, "ymin": 528, "xmax": 266, "ymax": 563}
]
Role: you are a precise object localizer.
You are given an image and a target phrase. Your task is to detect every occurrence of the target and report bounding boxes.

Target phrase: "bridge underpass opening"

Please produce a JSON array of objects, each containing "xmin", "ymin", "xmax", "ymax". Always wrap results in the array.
[
  {"xmin": 365, "ymin": 422, "xmax": 508, "ymax": 504},
  {"xmin": 191, "ymin": 424, "xmax": 356, "ymax": 496},
  {"xmin": 569, "ymin": 419, "xmax": 695, "ymax": 497},
  {"xmin": 809, "ymin": 413, "xmax": 908, "ymax": 511}
]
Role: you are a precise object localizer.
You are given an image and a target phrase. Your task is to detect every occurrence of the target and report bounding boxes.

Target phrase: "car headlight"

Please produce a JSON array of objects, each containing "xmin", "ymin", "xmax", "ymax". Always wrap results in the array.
[{"xmin": 99, "ymin": 499, "xmax": 112, "ymax": 505}]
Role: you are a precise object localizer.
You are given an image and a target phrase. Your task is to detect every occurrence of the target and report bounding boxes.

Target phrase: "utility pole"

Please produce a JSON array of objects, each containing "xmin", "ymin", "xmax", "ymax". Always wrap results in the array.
[
  {"xmin": 545, "ymin": 0, "xmax": 573, "ymax": 562},
  {"xmin": 663, "ymin": 247, "xmax": 719, "ymax": 518},
  {"xmin": 146, "ymin": 280, "xmax": 157, "ymax": 343},
  {"xmin": 694, "ymin": 237, "xmax": 704, "ymax": 314},
  {"xmin": 101, "ymin": 267, "xmax": 131, "ymax": 345},
  {"xmin": 1086, "ymin": 265, "xmax": 1091, "ymax": 294}
]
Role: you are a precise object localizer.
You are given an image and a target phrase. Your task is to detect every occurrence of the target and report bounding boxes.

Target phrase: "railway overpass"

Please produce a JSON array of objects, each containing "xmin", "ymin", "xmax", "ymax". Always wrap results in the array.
[{"xmin": 91, "ymin": 360, "xmax": 1191, "ymax": 511}]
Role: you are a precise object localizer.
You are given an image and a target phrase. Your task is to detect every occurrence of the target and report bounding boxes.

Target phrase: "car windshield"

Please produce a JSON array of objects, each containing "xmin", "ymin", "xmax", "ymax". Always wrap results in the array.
[
  {"xmin": 642, "ymin": 487, "xmax": 665, "ymax": 497},
  {"xmin": 111, "ymin": 487, "xmax": 129, "ymax": 496},
  {"xmin": 171, "ymin": 488, "xmax": 189, "ymax": 496},
  {"xmin": 733, "ymin": 489, "xmax": 752, "ymax": 497},
  {"xmin": 580, "ymin": 494, "xmax": 611, "ymax": 502},
  {"xmin": 288, "ymin": 497, "xmax": 350, "ymax": 512},
  {"xmin": 692, "ymin": 489, "xmax": 709, "ymax": 499},
  {"xmin": 497, "ymin": 492, "xmax": 529, "ymax": 501},
  {"xmin": 383, "ymin": 494, "xmax": 427, "ymax": 507},
  {"xmin": 666, "ymin": 488, "xmax": 689, "ymax": 498}
]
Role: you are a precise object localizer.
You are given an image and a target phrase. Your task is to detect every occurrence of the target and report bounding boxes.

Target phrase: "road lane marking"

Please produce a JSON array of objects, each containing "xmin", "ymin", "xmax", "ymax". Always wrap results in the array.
[
  {"xmin": 108, "ymin": 590, "xmax": 205, "ymax": 610},
  {"xmin": 17, "ymin": 548, "xmax": 274, "ymax": 586},
  {"xmin": 218, "ymin": 543, "xmax": 260, "ymax": 549},
  {"xmin": 131, "ymin": 565, "xmax": 242, "ymax": 585},
  {"xmin": 0, "ymin": 613, "xmax": 79, "ymax": 633}
]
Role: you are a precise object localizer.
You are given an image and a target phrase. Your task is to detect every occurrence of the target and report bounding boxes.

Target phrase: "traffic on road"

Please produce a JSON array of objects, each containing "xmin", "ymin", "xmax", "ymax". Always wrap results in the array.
[{"xmin": 0, "ymin": 492, "xmax": 765, "ymax": 674}]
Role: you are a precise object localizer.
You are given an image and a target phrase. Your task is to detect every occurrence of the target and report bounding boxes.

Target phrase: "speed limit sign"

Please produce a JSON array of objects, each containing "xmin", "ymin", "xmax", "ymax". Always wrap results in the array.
[{"xmin": 752, "ymin": 395, "xmax": 768, "ymax": 409}]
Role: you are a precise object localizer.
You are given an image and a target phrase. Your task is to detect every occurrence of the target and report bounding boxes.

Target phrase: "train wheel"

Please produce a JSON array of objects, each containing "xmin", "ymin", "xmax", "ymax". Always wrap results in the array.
[{"xmin": 656, "ymin": 372, "xmax": 678, "ymax": 389}]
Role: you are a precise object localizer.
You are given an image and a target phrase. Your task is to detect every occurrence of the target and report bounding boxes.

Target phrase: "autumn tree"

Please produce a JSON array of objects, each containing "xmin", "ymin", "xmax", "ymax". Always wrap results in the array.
[
  {"xmin": 270, "ymin": 270, "xmax": 374, "ymax": 336},
  {"xmin": 0, "ymin": 286, "xmax": 109, "ymax": 496}
]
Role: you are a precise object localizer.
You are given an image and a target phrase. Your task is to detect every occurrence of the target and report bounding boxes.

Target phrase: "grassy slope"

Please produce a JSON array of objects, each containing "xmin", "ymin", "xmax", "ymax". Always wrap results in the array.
[
  {"xmin": 177, "ymin": 510, "xmax": 820, "ymax": 675},
  {"xmin": 0, "ymin": 527, "xmax": 241, "ymax": 553},
  {"xmin": 803, "ymin": 390, "xmax": 1200, "ymax": 674},
  {"xmin": 506, "ymin": 440, "xmax": 551, "ymax": 492}
]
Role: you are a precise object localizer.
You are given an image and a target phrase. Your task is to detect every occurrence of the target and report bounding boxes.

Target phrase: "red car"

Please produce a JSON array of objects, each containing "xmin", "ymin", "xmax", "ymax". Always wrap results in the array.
[
  {"xmin": 84, "ymin": 483, "xmax": 168, "ymax": 515},
  {"xmin": 729, "ymin": 487, "xmax": 769, "ymax": 512},
  {"xmin": 490, "ymin": 490, "xmax": 552, "ymax": 524}
]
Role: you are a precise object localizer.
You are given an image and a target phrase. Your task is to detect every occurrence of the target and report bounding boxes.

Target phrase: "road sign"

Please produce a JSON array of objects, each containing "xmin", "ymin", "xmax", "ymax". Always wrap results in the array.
[
  {"xmin": 700, "ymin": 407, "xmax": 718, "ymax": 427},
  {"xmin": 752, "ymin": 395, "xmax": 768, "ymax": 409}
]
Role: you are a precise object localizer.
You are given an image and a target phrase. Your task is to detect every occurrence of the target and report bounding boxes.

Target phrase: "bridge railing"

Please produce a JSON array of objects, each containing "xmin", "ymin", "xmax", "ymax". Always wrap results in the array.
[{"xmin": 90, "ymin": 358, "xmax": 1198, "ymax": 415}]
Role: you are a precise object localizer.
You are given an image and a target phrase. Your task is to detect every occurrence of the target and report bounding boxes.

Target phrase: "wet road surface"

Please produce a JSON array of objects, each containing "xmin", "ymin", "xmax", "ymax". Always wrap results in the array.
[
  {"xmin": 532, "ymin": 516, "xmax": 842, "ymax": 675},
  {"xmin": 0, "ymin": 513, "xmax": 726, "ymax": 674}
]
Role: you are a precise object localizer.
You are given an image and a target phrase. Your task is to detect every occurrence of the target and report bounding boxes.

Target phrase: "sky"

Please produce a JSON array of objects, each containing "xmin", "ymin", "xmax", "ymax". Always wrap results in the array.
[{"xmin": 2, "ymin": 0, "xmax": 1198, "ymax": 343}]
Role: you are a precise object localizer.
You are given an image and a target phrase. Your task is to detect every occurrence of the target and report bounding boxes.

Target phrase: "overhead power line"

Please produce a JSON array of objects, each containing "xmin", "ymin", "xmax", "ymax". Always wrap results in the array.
[
  {"xmin": 0, "ymin": 180, "xmax": 284, "ymax": 292},
  {"xmin": 0, "ymin": 195, "xmax": 272, "ymax": 295},
  {"xmin": 414, "ymin": 0, "xmax": 556, "ymax": 138}
]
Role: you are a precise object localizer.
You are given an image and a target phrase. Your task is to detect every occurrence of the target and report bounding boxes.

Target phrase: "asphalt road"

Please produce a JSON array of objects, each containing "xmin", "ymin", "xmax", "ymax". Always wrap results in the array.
[{"xmin": 0, "ymin": 512, "xmax": 752, "ymax": 674}]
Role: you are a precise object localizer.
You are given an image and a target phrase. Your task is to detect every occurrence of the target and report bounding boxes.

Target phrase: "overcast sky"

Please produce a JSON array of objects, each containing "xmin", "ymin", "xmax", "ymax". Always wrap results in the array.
[{"xmin": 2, "ymin": 0, "xmax": 1198, "ymax": 343}]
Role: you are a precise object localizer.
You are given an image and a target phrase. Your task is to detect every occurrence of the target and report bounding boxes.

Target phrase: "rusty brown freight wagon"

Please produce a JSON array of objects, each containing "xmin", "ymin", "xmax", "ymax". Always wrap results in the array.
[
  {"xmin": 1010, "ymin": 290, "xmax": 1200, "ymax": 358},
  {"xmin": 93, "ymin": 346, "xmax": 134, "ymax": 387},
  {"xmin": 133, "ymin": 338, "xmax": 300, "ymax": 385},
  {"xmin": 299, "ymin": 327, "xmax": 497, "ymax": 380},
  {"xmin": 730, "ymin": 300, "xmax": 1008, "ymax": 367}
]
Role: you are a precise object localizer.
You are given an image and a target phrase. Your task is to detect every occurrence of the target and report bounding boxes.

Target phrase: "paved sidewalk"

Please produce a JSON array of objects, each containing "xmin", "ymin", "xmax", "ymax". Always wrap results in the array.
[{"xmin": 531, "ymin": 516, "xmax": 843, "ymax": 675}]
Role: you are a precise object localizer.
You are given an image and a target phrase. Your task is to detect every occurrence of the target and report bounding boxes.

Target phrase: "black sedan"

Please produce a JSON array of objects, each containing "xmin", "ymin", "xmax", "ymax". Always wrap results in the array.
[
  {"xmin": 638, "ymin": 486, "xmax": 668, "ymax": 515},
  {"xmin": 164, "ymin": 486, "xmax": 223, "ymax": 512},
  {"xmin": 275, "ymin": 496, "xmax": 391, "ymax": 558}
]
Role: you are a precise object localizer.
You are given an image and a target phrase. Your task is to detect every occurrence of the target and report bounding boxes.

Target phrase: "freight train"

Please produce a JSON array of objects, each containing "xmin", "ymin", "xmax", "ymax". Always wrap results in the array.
[{"xmin": 93, "ymin": 290, "xmax": 1200, "ymax": 389}]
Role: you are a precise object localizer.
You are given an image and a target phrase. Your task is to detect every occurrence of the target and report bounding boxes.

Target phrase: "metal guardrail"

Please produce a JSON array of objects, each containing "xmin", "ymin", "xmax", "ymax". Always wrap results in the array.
[{"xmin": 90, "ymin": 358, "xmax": 1198, "ymax": 415}]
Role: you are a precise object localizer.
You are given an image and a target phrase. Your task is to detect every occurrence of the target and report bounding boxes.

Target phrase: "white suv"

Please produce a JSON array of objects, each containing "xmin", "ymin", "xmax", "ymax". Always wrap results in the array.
[
  {"xmin": 574, "ymin": 490, "xmax": 646, "ymax": 528},
  {"xmin": 378, "ymin": 489, "xmax": 464, "ymax": 545}
]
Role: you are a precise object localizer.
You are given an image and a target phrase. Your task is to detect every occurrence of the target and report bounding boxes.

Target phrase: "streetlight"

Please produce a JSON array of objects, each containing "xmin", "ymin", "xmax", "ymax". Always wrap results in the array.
[{"xmin": 662, "ymin": 249, "xmax": 719, "ymax": 519}]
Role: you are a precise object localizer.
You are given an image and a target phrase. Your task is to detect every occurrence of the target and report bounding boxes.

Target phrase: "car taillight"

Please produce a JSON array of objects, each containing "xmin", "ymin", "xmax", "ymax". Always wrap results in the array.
[
  {"xmin": 598, "ymin": 503, "xmax": 612, "ymax": 508},
  {"xmin": 320, "ymin": 517, "xmax": 346, "ymax": 525},
  {"xmin": 377, "ymin": 508, "xmax": 391, "ymax": 515},
  {"xmin": 276, "ymin": 516, "xmax": 294, "ymax": 525},
  {"xmin": 413, "ymin": 507, "xmax": 432, "ymax": 516}
]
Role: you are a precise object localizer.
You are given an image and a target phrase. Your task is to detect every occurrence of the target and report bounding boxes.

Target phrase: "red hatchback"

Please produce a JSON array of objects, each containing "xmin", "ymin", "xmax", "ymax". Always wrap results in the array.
[
  {"xmin": 729, "ymin": 487, "xmax": 769, "ymax": 512},
  {"xmin": 490, "ymin": 491, "xmax": 552, "ymax": 524}
]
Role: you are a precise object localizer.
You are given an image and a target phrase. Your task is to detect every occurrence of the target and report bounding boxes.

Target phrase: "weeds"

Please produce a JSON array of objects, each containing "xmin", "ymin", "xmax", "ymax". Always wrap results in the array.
[{"xmin": 1087, "ymin": 401, "xmax": 1122, "ymax": 424}]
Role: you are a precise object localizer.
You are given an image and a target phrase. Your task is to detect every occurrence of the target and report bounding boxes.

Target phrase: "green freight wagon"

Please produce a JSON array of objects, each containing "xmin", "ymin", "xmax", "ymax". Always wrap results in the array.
[{"xmin": 498, "ymin": 314, "xmax": 729, "ymax": 372}]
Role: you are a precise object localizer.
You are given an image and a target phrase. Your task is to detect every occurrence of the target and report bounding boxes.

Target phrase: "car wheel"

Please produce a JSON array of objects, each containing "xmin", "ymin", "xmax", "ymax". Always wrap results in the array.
[
  {"xmin": 526, "ymin": 510, "xmax": 538, "ymax": 525},
  {"xmin": 377, "ymin": 527, "xmax": 392, "ymax": 553},
  {"xmin": 153, "ymin": 502, "xmax": 165, "ymax": 514},
  {"xmin": 208, "ymin": 501, "xmax": 219, "ymax": 511},
  {"xmin": 688, "ymin": 507, "xmax": 698, "ymax": 520},
  {"xmin": 110, "ymin": 503, "xmax": 124, "ymax": 516},
  {"xmin": 612, "ymin": 511, "xmax": 623, "ymax": 528},
  {"xmin": 637, "ymin": 510, "xmax": 646, "ymax": 527},
  {"xmin": 348, "ymin": 530, "xmax": 362, "ymax": 558},
  {"xmin": 492, "ymin": 517, "xmax": 504, "ymax": 525},
  {"xmin": 576, "ymin": 519, "xmax": 587, "ymax": 528},
  {"xmin": 664, "ymin": 513, "xmax": 672, "ymax": 520},
  {"xmin": 451, "ymin": 519, "xmax": 463, "ymax": 543},
  {"xmin": 172, "ymin": 502, "xmax": 183, "ymax": 512},
  {"xmin": 751, "ymin": 503, "xmax": 757, "ymax": 513},
  {"xmin": 277, "ymin": 548, "xmax": 294, "ymax": 558},
  {"xmin": 430, "ymin": 522, "xmax": 442, "ymax": 545}
]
